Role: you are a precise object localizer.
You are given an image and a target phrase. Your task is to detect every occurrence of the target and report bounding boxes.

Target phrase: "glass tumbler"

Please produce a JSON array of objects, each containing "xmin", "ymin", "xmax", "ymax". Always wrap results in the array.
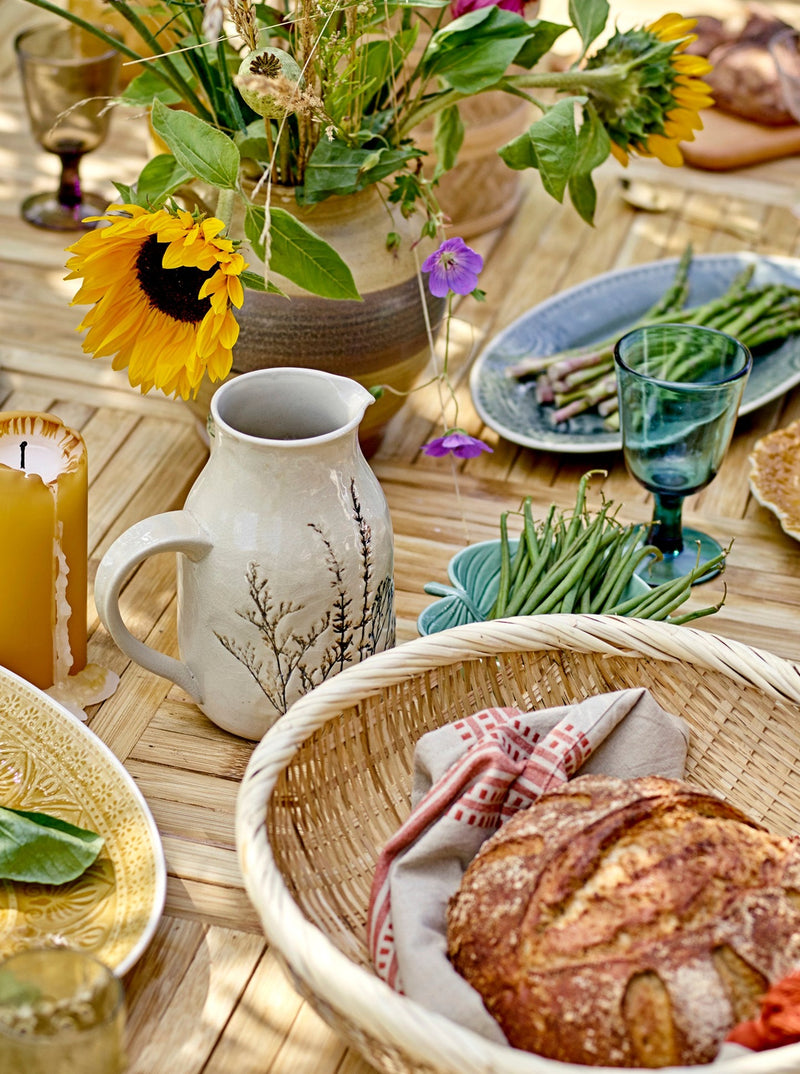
[{"xmin": 0, "ymin": 947, "xmax": 126, "ymax": 1074}]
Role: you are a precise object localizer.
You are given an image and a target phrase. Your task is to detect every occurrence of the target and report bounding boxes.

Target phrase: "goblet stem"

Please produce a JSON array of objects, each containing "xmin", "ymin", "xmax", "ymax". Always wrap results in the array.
[
  {"xmin": 648, "ymin": 493, "xmax": 684, "ymax": 555},
  {"xmin": 57, "ymin": 151, "xmax": 84, "ymax": 210}
]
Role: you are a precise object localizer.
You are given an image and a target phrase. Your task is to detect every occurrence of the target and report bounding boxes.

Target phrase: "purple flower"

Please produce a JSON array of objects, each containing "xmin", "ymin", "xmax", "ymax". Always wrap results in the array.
[
  {"xmin": 451, "ymin": 0, "xmax": 527, "ymax": 16},
  {"xmin": 421, "ymin": 237, "xmax": 484, "ymax": 298},
  {"xmin": 421, "ymin": 431, "xmax": 493, "ymax": 458}
]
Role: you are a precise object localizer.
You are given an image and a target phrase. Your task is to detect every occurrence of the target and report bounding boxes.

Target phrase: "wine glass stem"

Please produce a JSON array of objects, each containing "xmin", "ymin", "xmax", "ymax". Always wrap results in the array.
[
  {"xmin": 57, "ymin": 151, "xmax": 84, "ymax": 209},
  {"xmin": 648, "ymin": 492, "xmax": 685, "ymax": 555}
]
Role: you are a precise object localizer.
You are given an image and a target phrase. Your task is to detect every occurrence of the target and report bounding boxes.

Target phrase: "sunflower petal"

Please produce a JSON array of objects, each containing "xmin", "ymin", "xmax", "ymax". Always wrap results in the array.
[{"xmin": 66, "ymin": 203, "xmax": 244, "ymax": 399}]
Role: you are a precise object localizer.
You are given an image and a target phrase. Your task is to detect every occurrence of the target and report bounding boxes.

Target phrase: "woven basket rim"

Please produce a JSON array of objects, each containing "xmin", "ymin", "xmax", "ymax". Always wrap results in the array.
[{"xmin": 236, "ymin": 614, "xmax": 800, "ymax": 1074}]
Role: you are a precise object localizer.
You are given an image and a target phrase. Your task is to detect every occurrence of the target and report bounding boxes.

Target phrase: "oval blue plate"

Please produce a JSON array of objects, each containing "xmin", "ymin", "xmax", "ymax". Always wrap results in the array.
[{"xmin": 470, "ymin": 253, "xmax": 800, "ymax": 454}]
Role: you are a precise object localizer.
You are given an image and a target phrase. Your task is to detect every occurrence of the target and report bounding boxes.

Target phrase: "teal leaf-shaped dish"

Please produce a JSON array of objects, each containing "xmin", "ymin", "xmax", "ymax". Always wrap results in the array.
[{"xmin": 417, "ymin": 539, "xmax": 650, "ymax": 636}]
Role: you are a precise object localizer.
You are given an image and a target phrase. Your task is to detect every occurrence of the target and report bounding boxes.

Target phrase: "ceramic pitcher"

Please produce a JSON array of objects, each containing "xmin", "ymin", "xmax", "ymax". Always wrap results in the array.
[{"xmin": 94, "ymin": 368, "xmax": 395, "ymax": 740}]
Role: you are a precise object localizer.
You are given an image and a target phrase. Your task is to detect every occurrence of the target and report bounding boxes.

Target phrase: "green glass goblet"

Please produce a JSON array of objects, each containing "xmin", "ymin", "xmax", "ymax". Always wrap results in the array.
[{"xmin": 614, "ymin": 323, "xmax": 751, "ymax": 586}]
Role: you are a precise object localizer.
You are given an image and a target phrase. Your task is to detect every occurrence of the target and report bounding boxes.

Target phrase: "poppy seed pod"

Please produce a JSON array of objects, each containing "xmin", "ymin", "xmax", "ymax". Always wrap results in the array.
[{"xmin": 236, "ymin": 46, "xmax": 304, "ymax": 120}]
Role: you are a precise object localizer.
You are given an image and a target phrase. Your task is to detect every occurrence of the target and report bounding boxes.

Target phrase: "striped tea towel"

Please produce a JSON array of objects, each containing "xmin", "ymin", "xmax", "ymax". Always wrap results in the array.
[{"xmin": 367, "ymin": 687, "xmax": 689, "ymax": 1043}]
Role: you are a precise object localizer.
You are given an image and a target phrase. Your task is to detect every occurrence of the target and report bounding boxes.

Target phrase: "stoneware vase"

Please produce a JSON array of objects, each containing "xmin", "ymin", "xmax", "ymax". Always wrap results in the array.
[
  {"xmin": 94, "ymin": 368, "xmax": 395, "ymax": 740},
  {"xmin": 186, "ymin": 184, "xmax": 445, "ymax": 456}
]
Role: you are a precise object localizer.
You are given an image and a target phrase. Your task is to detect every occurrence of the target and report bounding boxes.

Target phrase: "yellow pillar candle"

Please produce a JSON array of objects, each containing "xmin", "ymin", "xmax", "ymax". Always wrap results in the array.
[{"xmin": 0, "ymin": 412, "xmax": 88, "ymax": 690}]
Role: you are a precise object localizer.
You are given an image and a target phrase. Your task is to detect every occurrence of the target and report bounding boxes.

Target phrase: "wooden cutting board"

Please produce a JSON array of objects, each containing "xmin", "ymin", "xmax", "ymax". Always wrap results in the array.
[{"xmin": 681, "ymin": 107, "xmax": 800, "ymax": 170}]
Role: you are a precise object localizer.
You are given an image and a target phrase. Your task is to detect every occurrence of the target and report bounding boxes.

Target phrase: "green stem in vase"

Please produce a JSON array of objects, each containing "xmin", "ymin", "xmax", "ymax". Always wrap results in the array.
[{"xmin": 215, "ymin": 187, "xmax": 236, "ymax": 230}]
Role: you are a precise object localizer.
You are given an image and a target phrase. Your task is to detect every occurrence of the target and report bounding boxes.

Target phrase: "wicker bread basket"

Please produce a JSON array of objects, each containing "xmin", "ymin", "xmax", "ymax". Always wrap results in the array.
[{"xmin": 236, "ymin": 615, "xmax": 800, "ymax": 1074}]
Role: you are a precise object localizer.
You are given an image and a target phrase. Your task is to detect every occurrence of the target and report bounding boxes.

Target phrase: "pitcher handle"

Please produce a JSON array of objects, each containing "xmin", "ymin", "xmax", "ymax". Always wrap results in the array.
[{"xmin": 95, "ymin": 511, "xmax": 213, "ymax": 701}]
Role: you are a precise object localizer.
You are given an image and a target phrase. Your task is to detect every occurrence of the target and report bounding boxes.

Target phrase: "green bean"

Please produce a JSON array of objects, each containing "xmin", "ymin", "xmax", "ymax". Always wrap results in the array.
[
  {"xmin": 644, "ymin": 586, "xmax": 692, "ymax": 621},
  {"xmin": 522, "ymin": 508, "xmax": 612, "ymax": 615},
  {"xmin": 591, "ymin": 525, "xmax": 642, "ymax": 609},
  {"xmin": 522, "ymin": 498, "xmax": 540, "ymax": 563},
  {"xmin": 574, "ymin": 539, "xmax": 618, "ymax": 609},
  {"xmin": 560, "ymin": 586, "xmax": 577, "ymax": 613},
  {"xmin": 598, "ymin": 540, "xmax": 663, "ymax": 611},
  {"xmin": 509, "ymin": 534, "xmax": 529, "ymax": 589},
  {"xmin": 609, "ymin": 571, "xmax": 688, "ymax": 618},
  {"xmin": 668, "ymin": 587, "xmax": 727, "ymax": 624},
  {"xmin": 503, "ymin": 504, "xmax": 556, "ymax": 616},
  {"xmin": 480, "ymin": 472, "xmax": 729, "ymax": 626},
  {"xmin": 515, "ymin": 521, "xmax": 598, "ymax": 615},
  {"xmin": 565, "ymin": 469, "xmax": 604, "ymax": 545},
  {"xmin": 490, "ymin": 512, "xmax": 512, "ymax": 620},
  {"xmin": 609, "ymin": 549, "xmax": 726, "ymax": 617}
]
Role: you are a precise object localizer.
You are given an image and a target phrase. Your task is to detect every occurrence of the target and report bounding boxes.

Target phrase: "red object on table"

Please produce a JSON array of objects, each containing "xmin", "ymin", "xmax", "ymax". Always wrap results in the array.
[{"xmin": 726, "ymin": 971, "xmax": 800, "ymax": 1050}]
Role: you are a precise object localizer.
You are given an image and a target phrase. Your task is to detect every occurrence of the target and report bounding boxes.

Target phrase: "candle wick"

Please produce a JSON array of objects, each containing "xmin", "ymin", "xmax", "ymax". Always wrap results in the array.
[{"xmin": 19, "ymin": 441, "xmax": 27, "ymax": 471}]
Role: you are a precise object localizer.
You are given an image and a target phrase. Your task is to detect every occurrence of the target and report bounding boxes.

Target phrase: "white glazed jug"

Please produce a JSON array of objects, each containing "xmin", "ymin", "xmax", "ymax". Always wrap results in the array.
[{"xmin": 95, "ymin": 368, "xmax": 395, "ymax": 740}]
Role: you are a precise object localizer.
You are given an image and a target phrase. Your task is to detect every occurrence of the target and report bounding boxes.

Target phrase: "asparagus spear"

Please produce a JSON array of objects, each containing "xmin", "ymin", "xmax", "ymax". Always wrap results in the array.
[{"xmin": 505, "ymin": 248, "xmax": 800, "ymax": 427}]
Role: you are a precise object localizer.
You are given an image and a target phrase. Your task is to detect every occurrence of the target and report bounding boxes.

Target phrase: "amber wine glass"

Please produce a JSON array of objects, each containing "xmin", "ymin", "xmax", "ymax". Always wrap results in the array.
[{"xmin": 15, "ymin": 23, "xmax": 120, "ymax": 231}]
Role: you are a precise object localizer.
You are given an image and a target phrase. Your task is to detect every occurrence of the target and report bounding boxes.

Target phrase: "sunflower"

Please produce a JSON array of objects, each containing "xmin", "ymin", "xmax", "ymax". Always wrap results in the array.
[
  {"xmin": 65, "ymin": 204, "xmax": 247, "ymax": 400},
  {"xmin": 583, "ymin": 12, "xmax": 713, "ymax": 168}
]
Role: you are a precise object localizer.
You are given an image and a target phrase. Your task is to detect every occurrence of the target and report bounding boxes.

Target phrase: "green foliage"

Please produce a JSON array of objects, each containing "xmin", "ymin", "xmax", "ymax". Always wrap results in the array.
[
  {"xmin": 568, "ymin": 104, "xmax": 612, "ymax": 224},
  {"xmin": 433, "ymin": 105, "xmax": 464, "ymax": 180},
  {"xmin": 27, "ymin": 0, "xmax": 695, "ymax": 297},
  {"xmin": 422, "ymin": 8, "xmax": 551, "ymax": 92},
  {"xmin": 514, "ymin": 19, "xmax": 570, "ymax": 67},
  {"xmin": 300, "ymin": 140, "xmax": 420, "ymax": 204},
  {"xmin": 499, "ymin": 96, "xmax": 611, "ymax": 223},
  {"xmin": 569, "ymin": 0, "xmax": 610, "ymax": 56},
  {"xmin": 0, "ymin": 806, "xmax": 104, "ymax": 884},
  {"xmin": 124, "ymin": 153, "xmax": 193, "ymax": 209},
  {"xmin": 151, "ymin": 99, "xmax": 240, "ymax": 190},
  {"xmin": 529, "ymin": 96, "xmax": 582, "ymax": 203},
  {"xmin": 121, "ymin": 63, "xmax": 184, "ymax": 108},
  {"xmin": 245, "ymin": 205, "xmax": 361, "ymax": 300}
]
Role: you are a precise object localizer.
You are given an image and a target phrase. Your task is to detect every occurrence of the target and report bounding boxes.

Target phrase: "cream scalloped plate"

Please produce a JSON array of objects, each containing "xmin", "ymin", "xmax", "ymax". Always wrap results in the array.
[
  {"xmin": 749, "ymin": 419, "xmax": 800, "ymax": 542},
  {"xmin": 0, "ymin": 666, "xmax": 166, "ymax": 975}
]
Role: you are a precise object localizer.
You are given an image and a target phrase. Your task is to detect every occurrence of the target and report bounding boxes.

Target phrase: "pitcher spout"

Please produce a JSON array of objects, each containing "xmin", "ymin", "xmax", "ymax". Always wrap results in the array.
[
  {"xmin": 330, "ymin": 375, "xmax": 377, "ymax": 425},
  {"xmin": 210, "ymin": 367, "xmax": 377, "ymax": 444}
]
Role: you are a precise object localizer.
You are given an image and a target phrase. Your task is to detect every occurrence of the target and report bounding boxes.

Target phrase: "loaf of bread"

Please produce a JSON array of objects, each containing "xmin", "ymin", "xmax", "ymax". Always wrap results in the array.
[
  {"xmin": 447, "ymin": 774, "xmax": 800, "ymax": 1068},
  {"xmin": 688, "ymin": 7, "xmax": 798, "ymax": 126}
]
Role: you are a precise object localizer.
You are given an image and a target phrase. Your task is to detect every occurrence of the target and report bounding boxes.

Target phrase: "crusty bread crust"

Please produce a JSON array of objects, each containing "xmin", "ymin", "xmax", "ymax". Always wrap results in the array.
[{"xmin": 447, "ymin": 774, "xmax": 800, "ymax": 1068}]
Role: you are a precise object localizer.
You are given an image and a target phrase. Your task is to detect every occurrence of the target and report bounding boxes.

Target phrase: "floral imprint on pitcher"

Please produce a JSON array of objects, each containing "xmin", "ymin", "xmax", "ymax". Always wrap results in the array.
[{"xmin": 215, "ymin": 479, "xmax": 395, "ymax": 715}]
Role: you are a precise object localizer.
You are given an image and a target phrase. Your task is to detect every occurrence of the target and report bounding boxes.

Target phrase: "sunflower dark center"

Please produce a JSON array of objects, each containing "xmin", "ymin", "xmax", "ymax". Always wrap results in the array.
[{"xmin": 135, "ymin": 234, "xmax": 214, "ymax": 324}]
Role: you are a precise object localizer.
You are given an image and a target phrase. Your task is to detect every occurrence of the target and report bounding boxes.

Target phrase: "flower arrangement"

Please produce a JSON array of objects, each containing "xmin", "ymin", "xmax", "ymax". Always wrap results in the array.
[{"xmin": 26, "ymin": 0, "xmax": 712, "ymax": 447}]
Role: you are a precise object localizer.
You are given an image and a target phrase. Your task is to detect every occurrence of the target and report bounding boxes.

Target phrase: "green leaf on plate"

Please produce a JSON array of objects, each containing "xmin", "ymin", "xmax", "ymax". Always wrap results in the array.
[{"xmin": 0, "ymin": 807, "xmax": 104, "ymax": 885}]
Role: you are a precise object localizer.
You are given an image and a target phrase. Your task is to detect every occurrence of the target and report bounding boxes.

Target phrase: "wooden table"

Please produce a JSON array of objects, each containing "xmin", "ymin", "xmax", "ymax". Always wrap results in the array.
[{"xmin": 4, "ymin": 3, "xmax": 800, "ymax": 1069}]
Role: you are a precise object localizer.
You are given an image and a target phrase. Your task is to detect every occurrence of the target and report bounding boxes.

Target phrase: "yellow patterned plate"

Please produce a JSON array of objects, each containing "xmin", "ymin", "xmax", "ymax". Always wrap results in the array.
[{"xmin": 0, "ymin": 666, "xmax": 166, "ymax": 974}]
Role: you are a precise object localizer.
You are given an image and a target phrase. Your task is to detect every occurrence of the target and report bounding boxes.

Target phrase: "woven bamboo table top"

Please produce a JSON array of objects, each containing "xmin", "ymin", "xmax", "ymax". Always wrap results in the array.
[{"xmin": 4, "ymin": 1, "xmax": 800, "ymax": 1069}]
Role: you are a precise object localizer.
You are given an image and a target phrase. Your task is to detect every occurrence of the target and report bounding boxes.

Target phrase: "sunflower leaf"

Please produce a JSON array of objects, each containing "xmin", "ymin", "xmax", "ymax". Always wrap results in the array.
[
  {"xmin": 567, "ymin": 103, "xmax": 611, "ymax": 223},
  {"xmin": 0, "ymin": 806, "xmax": 104, "ymax": 885},
  {"xmin": 245, "ymin": 205, "xmax": 361, "ymax": 300},
  {"xmin": 150, "ymin": 99, "xmax": 240, "ymax": 190},
  {"xmin": 528, "ymin": 97, "xmax": 582, "ymax": 203},
  {"xmin": 132, "ymin": 154, "xmax": 194, "ymax": 209},
  {"xmin": 568, "ymin": 0, "xmax": 609, "ymax": 54}
]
